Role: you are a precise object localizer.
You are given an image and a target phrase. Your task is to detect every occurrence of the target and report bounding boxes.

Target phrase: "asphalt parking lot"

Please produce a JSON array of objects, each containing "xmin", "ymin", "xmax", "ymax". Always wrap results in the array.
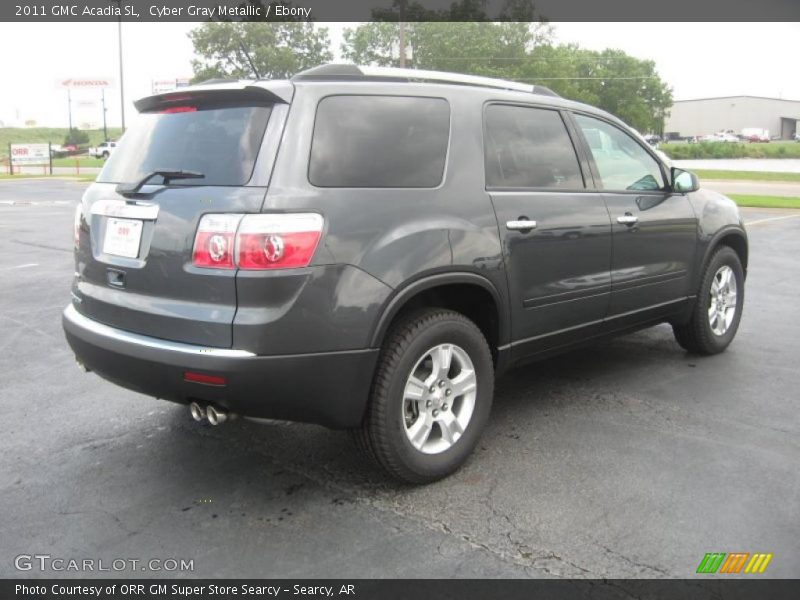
[{"xmin": 1, "ymin": 180, "xmax": 798, "ymax": 579}]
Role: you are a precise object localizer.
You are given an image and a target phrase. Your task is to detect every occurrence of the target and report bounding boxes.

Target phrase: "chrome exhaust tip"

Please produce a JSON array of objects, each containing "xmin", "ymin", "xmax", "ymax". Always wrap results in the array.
[
  {"xmin": 206, "ymin": 405, "xmax": 228, "ymax": 426},
  {"xmin": 189, "ymin": 402, "xmax": 206, "ymax": 422}
]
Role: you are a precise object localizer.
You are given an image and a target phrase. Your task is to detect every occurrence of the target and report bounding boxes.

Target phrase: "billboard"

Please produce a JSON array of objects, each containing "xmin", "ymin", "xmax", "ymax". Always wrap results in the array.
[
  {"xmin": 10, "ymin": 143, "xmax": 50, "ymax": 166},
  {"xmin": 57, "ymin": 77, "xmax": 115, "ymax": 89},
  {"xmin": 152, "ymin": 77, "xmax": 191, "ymax": 95}
]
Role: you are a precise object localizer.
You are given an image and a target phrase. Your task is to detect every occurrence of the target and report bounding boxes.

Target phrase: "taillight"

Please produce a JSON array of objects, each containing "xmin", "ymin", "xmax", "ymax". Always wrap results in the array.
[
  {"xmin": 236, "ymin": 213, "xmax": 324, "ymax": 270},
  {"xmin": 73, "ymin": 203, "xmax": 82, "ymax": 249},
  {"xmin": 192, "ymin": 214, "xmax": 242, "ymax": 269},
  {"xmin": 191, "ymin": 213, "xmax": 323, "ymax": 270}
]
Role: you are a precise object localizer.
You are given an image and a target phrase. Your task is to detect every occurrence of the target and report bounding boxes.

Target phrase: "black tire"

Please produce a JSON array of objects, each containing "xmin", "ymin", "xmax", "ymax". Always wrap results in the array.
[
  {"xmin": 102, "ymin": 152, "xmax": 109, "ymax": 159},
  {"xmin": 352, "ymin": 308, "xmax": 494, "ymax": 484},
  {"xmin": 673, "ymin": 246, "xmax": 744, "ymax": 355}
]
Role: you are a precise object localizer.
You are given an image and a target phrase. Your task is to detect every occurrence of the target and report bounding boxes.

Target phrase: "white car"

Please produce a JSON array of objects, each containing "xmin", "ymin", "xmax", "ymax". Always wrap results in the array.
[
  {"xmin": 88, "ymin": 141, "xmax": 117, "ymax": 159},
  {"xmin": 700, "ymin": 133, "xmax": 739, "ymax": 143}
]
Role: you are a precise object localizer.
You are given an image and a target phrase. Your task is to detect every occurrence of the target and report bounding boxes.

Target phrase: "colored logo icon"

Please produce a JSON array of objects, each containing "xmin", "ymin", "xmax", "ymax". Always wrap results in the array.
[{"xmin": 696, "ymin": 552, "xmax": 773, "ymax": 574}]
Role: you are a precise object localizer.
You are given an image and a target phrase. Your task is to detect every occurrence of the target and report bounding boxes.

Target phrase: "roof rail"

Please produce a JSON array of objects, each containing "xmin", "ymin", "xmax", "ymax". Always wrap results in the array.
[{"xmin": 292, "ymin": 64, "xmax": 559, "ymax": 98}]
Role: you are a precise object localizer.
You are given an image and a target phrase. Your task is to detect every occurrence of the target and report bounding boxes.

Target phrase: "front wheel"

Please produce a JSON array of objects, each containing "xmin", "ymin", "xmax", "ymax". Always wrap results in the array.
[
  {"xmin": 673, "ymin": 246, "xmax": 744, "ymax": 355},
  {"xmin": 353, "ymin": 309, "xmax": 494, "ymax": 484}
]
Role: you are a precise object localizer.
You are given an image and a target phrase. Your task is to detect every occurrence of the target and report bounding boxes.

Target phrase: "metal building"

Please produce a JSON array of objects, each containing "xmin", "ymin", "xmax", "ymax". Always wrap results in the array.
[{"xmin": 665, "ymin": 96, "xmax": 800, "ymax": 140}]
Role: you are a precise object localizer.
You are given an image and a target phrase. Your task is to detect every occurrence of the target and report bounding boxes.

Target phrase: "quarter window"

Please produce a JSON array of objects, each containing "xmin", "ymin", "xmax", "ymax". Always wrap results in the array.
[
  {"xmin": 484, "ymin": 105, "xmax": 584, "ymax": 189},
  {"xmin": 309, "ymin": 95, "xmax": 450, "ymax": 188},
  {"xmin": 574, "ymin": 114, "xmax": 665, "ymax": 191}
]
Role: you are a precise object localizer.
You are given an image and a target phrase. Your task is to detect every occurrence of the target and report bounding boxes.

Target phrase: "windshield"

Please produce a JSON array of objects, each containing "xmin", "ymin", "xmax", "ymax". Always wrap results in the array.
[{"xmin": 98, "ymin": 105, "xmax": 272, "ymax": 186}]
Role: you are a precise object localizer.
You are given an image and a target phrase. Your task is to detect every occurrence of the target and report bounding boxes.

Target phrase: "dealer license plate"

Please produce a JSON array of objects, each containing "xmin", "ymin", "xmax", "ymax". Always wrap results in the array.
[{"xmin": 103, "ymin": 218, "xmax": 143, "ymax": 258}]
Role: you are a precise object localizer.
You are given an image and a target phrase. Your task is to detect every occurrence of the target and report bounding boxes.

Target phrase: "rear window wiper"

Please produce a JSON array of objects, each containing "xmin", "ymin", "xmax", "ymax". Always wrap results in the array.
[{"xmin": 116, "ymin": 170, "xmax": 204, "ymax": 197}]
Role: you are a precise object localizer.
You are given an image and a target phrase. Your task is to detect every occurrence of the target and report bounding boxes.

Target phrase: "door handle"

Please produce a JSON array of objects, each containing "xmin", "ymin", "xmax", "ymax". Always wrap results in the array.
[
  {"xmin": 617, "ymin": 215, "xmax": 639, "ymax": 226},
  {"xmin": 506, "ymin": 219, "xmax": 537, "ymax": 231}
]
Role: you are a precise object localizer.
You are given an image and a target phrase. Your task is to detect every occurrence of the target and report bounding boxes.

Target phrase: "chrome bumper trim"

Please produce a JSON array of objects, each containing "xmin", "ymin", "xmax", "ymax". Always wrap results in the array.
[{"xmin": 63, "ymin": 304, "xmax": 255, "ymax": 358}]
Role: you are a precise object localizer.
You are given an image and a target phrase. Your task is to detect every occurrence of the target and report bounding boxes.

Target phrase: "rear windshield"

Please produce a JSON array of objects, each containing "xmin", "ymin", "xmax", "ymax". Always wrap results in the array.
[{"xmin": 98, "ymin": 105, "xmax": 272, "ymax": 186}]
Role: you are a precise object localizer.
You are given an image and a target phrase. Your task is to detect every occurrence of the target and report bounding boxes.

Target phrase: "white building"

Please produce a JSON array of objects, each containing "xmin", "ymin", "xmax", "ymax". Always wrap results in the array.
[{"xmin": 665, "ymin": 96, "xmax": 800, "ymax": 140}]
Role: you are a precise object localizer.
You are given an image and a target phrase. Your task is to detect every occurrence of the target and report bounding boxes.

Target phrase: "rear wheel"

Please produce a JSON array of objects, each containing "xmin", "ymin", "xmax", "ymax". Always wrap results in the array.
[
  {"xmin": 673, "ymin": 246, "xmax": 744, "ymax": 355},
  {"xmin": 353, "ymin": 309, "xmax": 494, "ymax": 484}
]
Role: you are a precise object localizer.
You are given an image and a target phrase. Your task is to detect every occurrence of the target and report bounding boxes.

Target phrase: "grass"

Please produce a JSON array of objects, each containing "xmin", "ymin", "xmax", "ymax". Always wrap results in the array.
[
  {"xmin": 694, "ymin": 169, "xmax": 800, "ymax": 183},
  {"xmin": 660, "ymin": 141, "xmax": 800, "ymax": 160},
  {"xmin": 0, "ymin": 127, "xmax": 122, "ymax": 159},
  {"xmin": 728, "ymin": 194, "xmax": 800, "ymax": 209},
  {"xmin": 51, "ymin": 156, "xmax": 105, "ymax": 168},
  {"xmin": 0, "ymin": 173, "xmax": 96, "ymax": 182}
]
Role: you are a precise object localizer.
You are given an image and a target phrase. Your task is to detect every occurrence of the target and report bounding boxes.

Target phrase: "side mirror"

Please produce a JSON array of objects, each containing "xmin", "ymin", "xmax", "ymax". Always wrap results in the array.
[{"xmin": 672, "ymin": 167, "xmax": 699, "ymax": 193}]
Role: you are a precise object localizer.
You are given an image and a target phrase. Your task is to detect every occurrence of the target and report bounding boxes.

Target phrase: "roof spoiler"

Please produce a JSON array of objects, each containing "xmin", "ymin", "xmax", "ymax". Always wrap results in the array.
[
  {"xmin": 292, "ymin": 64, "xmax": 559, "ymax": 98},
  {"xmin": 134, "ymin": 82, "xmax": 293, "ymax": 113}
]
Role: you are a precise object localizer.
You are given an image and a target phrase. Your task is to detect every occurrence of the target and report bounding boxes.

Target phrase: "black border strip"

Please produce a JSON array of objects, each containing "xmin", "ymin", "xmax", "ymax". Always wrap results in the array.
[
  {"xmin": 2, "ymin": 0, "xmax": 800, "ymax": 22},
  {"xmin": 4, "ymin": 579, "xmax": 800, "ymax": 600}
]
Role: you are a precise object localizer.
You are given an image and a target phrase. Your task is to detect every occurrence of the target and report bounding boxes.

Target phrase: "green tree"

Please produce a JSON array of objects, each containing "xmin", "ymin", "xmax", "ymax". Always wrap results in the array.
[
  {"xmin": 520, "ymin": 46, "xmax": 673, "ymax": 133},
  {"xmin": 189, "ymin": 22, "xmax": 332, "ymax": 81},
  {"xmin": 64, "ymin": 128, "xmax": 89, "ymax": 147},
  {"xmin": 371, "ymin": 0, "xmax": 542, "ymax": 21},
  {"xmin": 342, "ymin": 22, "xmax": 552, "ymax": 77},
  {"xmin": 341, "ymin": 22, "xmax": 672, "ymax": 134}
]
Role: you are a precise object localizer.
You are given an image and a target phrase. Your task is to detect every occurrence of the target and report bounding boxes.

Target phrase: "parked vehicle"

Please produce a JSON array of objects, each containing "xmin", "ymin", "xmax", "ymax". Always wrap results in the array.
[
  {"xmin": 63, "ymin": 65, "xmax": 748, "ymax": 483},
  {"xmin": 700, "ymin": 132, "xmax": 739, "ymax": 143},
  {"xmin": 88, "ymin": 141, "xmax": 117, "ymax": 159},
  {"xmin": 741, "ymin": 128, "xmax": 770, "ymax": 143},
  {"xmin": 642, "ymin": 134, "xmax": 661, "ymax": 146}
]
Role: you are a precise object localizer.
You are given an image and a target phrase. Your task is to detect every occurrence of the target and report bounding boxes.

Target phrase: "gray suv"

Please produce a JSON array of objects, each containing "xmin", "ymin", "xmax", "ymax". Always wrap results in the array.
[{"xmin": 63, "ymin": 64, "xmax": 748, "ymax": 483}]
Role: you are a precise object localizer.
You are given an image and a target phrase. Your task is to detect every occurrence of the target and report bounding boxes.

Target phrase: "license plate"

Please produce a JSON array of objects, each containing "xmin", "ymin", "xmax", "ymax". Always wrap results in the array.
[{"xmin": 103, "ymin": 218, "xmax": 143, "ymax": 258}]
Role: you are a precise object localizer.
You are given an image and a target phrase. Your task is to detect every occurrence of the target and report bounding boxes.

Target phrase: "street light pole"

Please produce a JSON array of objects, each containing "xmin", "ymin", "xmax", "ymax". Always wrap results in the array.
[
  {"xmin": 117, "ymin": 9, "xmax": 126, "ymax": 133},
  {"xmin": 109, "ymin": 0, "xmax": 126, "ymax": 133},
  {"xmin": 102, "ymin": 88, "xmax": 108, "ymax": 142}
]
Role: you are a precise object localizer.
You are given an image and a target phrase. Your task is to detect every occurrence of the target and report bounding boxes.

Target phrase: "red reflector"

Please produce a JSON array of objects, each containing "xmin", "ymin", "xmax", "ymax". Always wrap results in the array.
[
  {"xmin": 160, "ymin": 106, "xmax": 197, "ymax": 113},
  {"xmin": 183, "ymin": 371, "xmax": 227, "ymax": 386},
  {"xmin": 192, "ymin": 214, "xmax": 242, "ymax": 269}
]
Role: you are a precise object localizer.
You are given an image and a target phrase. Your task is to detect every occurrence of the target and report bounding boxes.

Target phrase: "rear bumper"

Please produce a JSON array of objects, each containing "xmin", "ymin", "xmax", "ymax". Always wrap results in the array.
[{"xmin": 62, "ymin": 304, "xmax": 378, "ymax": 429}]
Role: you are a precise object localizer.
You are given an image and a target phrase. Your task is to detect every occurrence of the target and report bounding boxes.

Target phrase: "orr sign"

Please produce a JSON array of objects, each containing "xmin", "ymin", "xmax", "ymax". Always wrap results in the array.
[
  {"xmin": 8, "ymin": 143, "xmax": 52, "ymax": 174},
  {"xmin": 10, "ymin": 144, "xmax": 50, "ymax": 166}
]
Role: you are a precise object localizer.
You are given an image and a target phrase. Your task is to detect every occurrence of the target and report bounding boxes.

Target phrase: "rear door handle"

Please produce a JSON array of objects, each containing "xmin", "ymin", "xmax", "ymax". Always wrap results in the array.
[
  {"xmin": 617, "ymin": 215, "xmax": 639, "ymax": 225},
  {"xmin": 506, "ymin": 220, "xmax": 537, "ymax": 231}
]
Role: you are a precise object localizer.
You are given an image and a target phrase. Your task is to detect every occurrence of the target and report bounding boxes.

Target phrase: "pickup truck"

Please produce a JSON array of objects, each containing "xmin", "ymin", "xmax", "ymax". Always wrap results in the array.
[{"xmin": 88, "ymin": 141, "xmax": 116, "ymax": 159}]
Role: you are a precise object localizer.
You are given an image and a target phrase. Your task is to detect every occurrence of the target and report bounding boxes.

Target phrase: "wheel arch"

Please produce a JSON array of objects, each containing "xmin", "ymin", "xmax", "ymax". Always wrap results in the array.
[
  {"xmin": 704, "ymin": 227, "xmax": 749, "ymax": 278},
  {"xmin": 369, "ymin": 272, "xmax": 510, "ymax": 363}
]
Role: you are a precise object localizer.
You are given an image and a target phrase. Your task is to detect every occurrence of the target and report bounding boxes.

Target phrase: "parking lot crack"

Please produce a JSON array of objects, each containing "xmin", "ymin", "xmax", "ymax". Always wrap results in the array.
[{"xmin": 595, "ymin": 542, "xmax": 672, "ymax": 577}]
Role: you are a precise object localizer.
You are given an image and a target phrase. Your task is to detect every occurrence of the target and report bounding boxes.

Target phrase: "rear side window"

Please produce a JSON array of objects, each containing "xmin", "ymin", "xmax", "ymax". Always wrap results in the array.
[
  {"xmin": 484, "ymin": 104, "xmax": 584, "ymax": 189},
  {"xmin": 309, "ymin": 96, "xmax": 450, "ymax": 188},
  {"xmin": 98, "ymin": 105, "xmax": 272, "ymax": 186}
]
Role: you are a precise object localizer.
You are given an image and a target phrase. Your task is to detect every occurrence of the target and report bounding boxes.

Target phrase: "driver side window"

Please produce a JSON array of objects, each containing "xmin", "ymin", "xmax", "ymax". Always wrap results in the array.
[{"xmin": 574, "ymin": 114, "xmax": 665, "ymax": 192}]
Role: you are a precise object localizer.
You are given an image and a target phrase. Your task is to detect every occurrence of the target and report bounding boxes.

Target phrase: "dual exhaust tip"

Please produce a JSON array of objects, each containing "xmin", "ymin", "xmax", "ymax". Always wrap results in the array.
[{"xmin": 190, "ymin": 401, "xmax": 229, "ymax": 426}]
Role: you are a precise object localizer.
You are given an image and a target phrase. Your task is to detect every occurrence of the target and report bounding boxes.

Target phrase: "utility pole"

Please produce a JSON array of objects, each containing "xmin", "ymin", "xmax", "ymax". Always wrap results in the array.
[
  {"xmin": 67, "ymin": 88, "xmax": 73, "ymax": 131},
  {"xmin": 398, "ymin": 0, "xmax": 407, "ymax": 68}
]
